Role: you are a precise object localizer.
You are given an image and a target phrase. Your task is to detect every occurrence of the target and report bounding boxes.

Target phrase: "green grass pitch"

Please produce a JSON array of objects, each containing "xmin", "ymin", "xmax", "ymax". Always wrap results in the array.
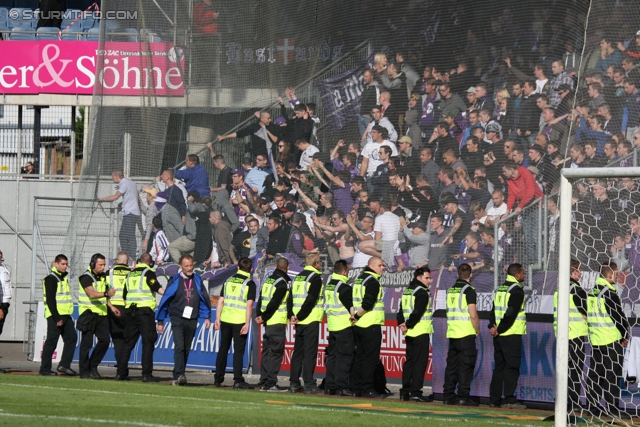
[{"xmin": 0, "ymin": 375, "xmax": 550, "ymax": 427}]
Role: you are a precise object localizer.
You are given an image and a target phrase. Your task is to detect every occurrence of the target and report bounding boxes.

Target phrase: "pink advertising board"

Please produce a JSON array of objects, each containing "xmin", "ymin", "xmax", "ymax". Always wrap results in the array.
[{"xmin": 0, "ymin": 41, "xmax": 185, "ymax": 96}]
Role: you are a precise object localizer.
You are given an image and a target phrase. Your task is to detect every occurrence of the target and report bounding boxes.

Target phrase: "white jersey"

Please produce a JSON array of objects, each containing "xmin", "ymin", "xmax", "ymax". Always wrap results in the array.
[{"xmin": 0, "ymin": 263, "xmax": 11, "ymax": 303}]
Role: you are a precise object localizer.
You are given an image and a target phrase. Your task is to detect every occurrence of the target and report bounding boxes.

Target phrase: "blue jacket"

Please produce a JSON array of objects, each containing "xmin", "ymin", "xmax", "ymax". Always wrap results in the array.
[
  {"xmin": 156, "ymin": 273, "xmax": 211, "ymax": 321},
  {"xmin": 175, "ymin": 164, "xmax": 210, "ymax": 199}
]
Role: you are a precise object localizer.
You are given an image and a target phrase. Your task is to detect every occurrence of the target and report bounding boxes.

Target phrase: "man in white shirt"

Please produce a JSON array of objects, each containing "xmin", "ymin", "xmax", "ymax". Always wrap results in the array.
[
  {"xmin": 99, "ymin": 170, "xmax": 141, "ymax": 261},
  {"xmin": 360, "ymin": 125, "xmax": 399, "ymax": 177},
  {"xmin": 295, "ymin": 139, "xmax": 319, "ymax": 171},
  {"xmin": 0, "ymin": 249, "xmax": 11, "ymax": 341},
  {"xmin": 362, "ymin": 105, "xmax": 398, "ymax": 144},
  {"xmin": 485, "ymin": 189, "xmax": 508, "ymax": 230},
  {"xmin": 358, "ymin": 200, "xmax": 400, "ymax": 267}
]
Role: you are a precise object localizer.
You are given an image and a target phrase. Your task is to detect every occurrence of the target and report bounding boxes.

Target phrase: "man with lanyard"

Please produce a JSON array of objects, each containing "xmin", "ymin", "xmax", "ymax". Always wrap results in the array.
[
  {"xmin": 443, "ymin": 263, "xmax": 480, "ymax": 406},
  {"xmin": 108, "ymin": 252, "xmax": 130, "ymax": 377},
  {"xmin": 117, "ymin": 253, "xmax": 164, "ymax": 382},
  {"xmin": 77, "ymin": 253, "xmax": 116, "ymax": 379},
  {"xmin": 156, "ymin": 255, "xmax": 211, "ymax": 386},
  {"xmin": 324, "ymin": 260, "xmax": 355, "ymax": 396},
  {"xmin": 352, "ymin": 256, "xmax": 386, "ymax": 398},
  {"xmin": 289, "ymin": 253, "xmax": 324, "ymax": 394},
  {"xmin": 397, "ymin": 267, "xmax": 434, "ymax": 402},
  {"xmin": 214, "ymin": 257, "xmax": 256, "ymax": 389},
  {"xmin": 586, "ymin": 262, "xmax": 629, "ymax": 418},
  {"xmin": 488, "ymin": 263, "xmax": 527, "ymax": 409},
  {"xmin": 553, "ymin": 259, "xmax": 588, "ymax": 411},
  {"xmin": 256, "ymin": 258, "xmax": 292, "ymax": 392},
  {"xmin": 39, "ymin": 254, "xmax": 77, "ymax": 376}
]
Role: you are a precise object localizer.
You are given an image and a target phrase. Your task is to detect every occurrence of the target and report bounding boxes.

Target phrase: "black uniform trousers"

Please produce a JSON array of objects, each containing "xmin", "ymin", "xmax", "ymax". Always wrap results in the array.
[
  {"xmin": 568, "ymin": 337, "xmax": 586, "ymax": 410},
  {"xmin": 587, "ymin": 341, "xmax": 623, "ymax": 417},
  {"xmin": 259, "ymin": 324, "xmax": 287, "ymax": 388},
  {"xmin": 79, "ymin": 312, "xmax": 110, "ymax": 375},
  {"xmin": 289, "ymin": 322, "xmax": 319, "ymax": 387},
  {"xmin": 325, "ymin": 327, "xmax": 355, "ymax": 391},
  {"xmin": 108, "ymin": 305, "xmax": 126, "ymax": 370},
  {"xmin": 489, "ymin": 334, "xmax": 522, "ymax": 405},
  {"xmin": 40, "ymin": 315, "xmax": 77, "ymax": 373},
  {"xmin": 171, "ymin": 316, "xmax": 198, "ymax": 379},
  {"xmin": 352, "ymin": 324, "xmax": 382, "ymax": 394},
  {"xmin": 443, "ymin": 335, "xmax": 477, "ymax": 400},
  {"xmin": 401, "ymin": 333, "xmax": 431, "ymax": 397},
  {"xmin": 117, "ymin": 306, "xmax": 158, "ymax": 377},
  {"xmin": 215, "ymin": 321, "xmax": 247, "ymax": 384},
  {"xmin": 0, "ymin": 304, "xmax": 9, "ymax": 336}
]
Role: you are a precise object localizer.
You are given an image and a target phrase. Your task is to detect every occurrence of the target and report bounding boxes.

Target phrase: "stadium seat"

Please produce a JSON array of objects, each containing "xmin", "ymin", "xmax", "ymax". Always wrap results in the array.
[
  {"xmin": 0, "ymin": 7, "xmax": 8, "ymax": 27},
  {"xmin": 36, "ymin": 26, "xmax": 60, "ymax": 40},
  {"xmin": 79, "ymin": 14, "xmax": 94, "ymax": 30},
  {"xmin": 61, "ymin": 28, "xmax": 82, "ymax": 41},
  {"xmin": 60, "ymin": 18, "xmax": 81, "ymax": 32},
  {"xmin": 111, "ymin": 27, "xmax": 138, "ymax": 42},
  {"xmin": 8, "ymin": 8, "xmax": 32, "ymax": 28},
  {"xmin": 9, "ymin": 26, "xmax": 34, "ymax": 40},
  {"xmin": 84, "ymin": 27, "xmax": 99, "ymax": 41},
  {"xmin": 30, "ymin": 8, "xmax": 39, "ymax": 28},
  {"xmin": 140, "ymin": 28, "xmax": 161, "ymax": 42}
]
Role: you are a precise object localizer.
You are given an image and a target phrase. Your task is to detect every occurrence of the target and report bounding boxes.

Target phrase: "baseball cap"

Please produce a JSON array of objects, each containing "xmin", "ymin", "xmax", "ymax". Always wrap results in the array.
[
  {"xmin": 442, "ymin": 110, "xmax": 457, "ymax": 118},
  {"xmin": 466, "ymin": 86, "xmax": 476, "ymax": 93},
  {"xmin": 372, "ymin": 124, "xmax": 386, "ymax": 133},
  {"xmin": 281, "ymin": 203, "xmax": 297, "ymax": 213},
  {"xmin": 636, "ymin": 30, "xmax": 640, "ymax": 36},
  {"xmin": 259, "ymin": 195, "xmax": 272, "ymax": 204},
  {"xmin": 274, "ymin": 116, "xmax": 286, "ymax": 125},
  {"xmin": 397, "ymin": 135, "xmax": 412, "ymax": 145},
  {"xmin": 441, "ymin": 194, "xmax": 459, "ymax": 206},
  {"xmin": 557, "ymin": 83, "xmax": 572, "ymax": 92},
  {"xmin": 231, "ymin": 169, "xmax": 244, "ymax": 176},
  {"xmin": 410, "ymin": 93, "xmax": 420, "ymax": 101},
  {"xmin": 529, "ymin": 145, "xmax": 546, "ymax": 155},
  {"xmin": 485, "ymin": 121, "xmax": 502, "ymax": 135}
]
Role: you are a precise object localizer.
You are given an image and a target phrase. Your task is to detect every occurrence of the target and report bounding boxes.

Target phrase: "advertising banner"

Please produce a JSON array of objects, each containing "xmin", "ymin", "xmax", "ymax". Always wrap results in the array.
[
  {"xmin": 0, "ymin": 41, "xmax": 185, "ymax": 96},
  {"xmin": 32, "ymin": 302, "xmax": 251, "ymax": 373}
]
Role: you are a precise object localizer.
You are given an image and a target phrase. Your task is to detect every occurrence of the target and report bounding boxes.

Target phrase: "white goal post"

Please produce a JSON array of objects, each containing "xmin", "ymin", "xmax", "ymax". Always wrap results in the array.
[{"xmin": 556, "ymin": 167, "xmax": 640, "ymax": 427}]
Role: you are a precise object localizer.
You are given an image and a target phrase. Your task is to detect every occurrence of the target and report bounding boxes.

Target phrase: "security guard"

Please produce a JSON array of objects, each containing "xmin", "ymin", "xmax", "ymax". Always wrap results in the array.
[
  {"xmin": 324, "ymin": 260, "xmax": 355, "ymax": 396},
  {"xmin": 77, "ymin": 253, "xmax": 116, "ymax": 379},
  {"xmin": 553, "ymin": 259, "xmax": 588, "ymax": 411},
  {"xmin": 397, "ymin": 267, "xmax": 434, "ymax": 402},
  {"xmin": 443, "ymin": 263, "xmax": 479, "ymax": 406},
  {"xmin": 352, "ymin": 256, "xmax": 386, "ymax": 398},
  {"xmin": 0, "ymin": 250, "xmax": 11, "ymax": 338},
  {"xmin": 488, "ymin": 263, "xmax": 526, "ymax": 409},
  {"xmin": 107, "ymin": 252, "xmax": 130, "ymax": 372},
  {"xmin": 39, "ymin": 254, "xmax": 77, "ymax": 376},
  {"xmin": 117, "ymin": 253, "xmax": 164, "ymax": 381},
  {"xmin": 214, "ymin": 257, "xmax": 256, "ymax": 389},
  {"xmin": 586, "ymin": 262, "xmax": 629, "ymax": 418},
  {"xmin": 289, "ymin": 253, "xmax": 324, "ymax": 394},
  {"xmin": 256, "ymin": 257, "xmax": 292, "ymax": 392}
]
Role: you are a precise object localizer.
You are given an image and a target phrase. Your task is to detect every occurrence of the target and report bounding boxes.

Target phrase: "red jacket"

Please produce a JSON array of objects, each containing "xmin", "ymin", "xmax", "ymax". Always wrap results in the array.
[
  {"xmin": 506, "ymin": 166, "xmax": 543, "ymax": 210},
  {"xmin": 193, "ymin": 3, "xmax": 218, "ymax": 34}
]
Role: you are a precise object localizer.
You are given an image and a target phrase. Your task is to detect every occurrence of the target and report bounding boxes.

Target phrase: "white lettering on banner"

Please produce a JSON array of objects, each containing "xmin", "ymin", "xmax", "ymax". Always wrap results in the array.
[
  {"xmin": 155, "ymin": 323, "xmax": 174, "ymax": 349},
  {"xmin": 0, "ymin": 41, "xmax": 184, "ymax": 95},
  {"xmin": 0, "ymin": 66, "xmax": 17, "ymax": 88},
  {"xmin": 75, "ymin": 56, "xmax": 95, "ymax": 88},
  {"xmin": 226, "ymin": 41, "xmax": 343, "ymax": 65},
  {"xmin": 33, "ymin": 44, "xmax": 73, "ymax": 87}
]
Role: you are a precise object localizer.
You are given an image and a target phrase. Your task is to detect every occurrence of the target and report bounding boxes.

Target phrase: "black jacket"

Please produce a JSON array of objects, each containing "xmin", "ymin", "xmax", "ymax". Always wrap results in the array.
[
  {"xmin": 361, "ymin": 83, "xmax": 381, "ymax": 116},
  {"xmin": 489, "ymin": 280, "xmax": 525, "ymax": 335},
  {"xmin": 257, "ymin": 268, "xmax": 292, "ymax": 322},
  {"xmin": 396, "ymin": 279, "xmax": 430, "ymax": 329},
  {"xmin": 357, "ymin": 267, "xmax": 381, "ymax": 312},
  {"xmin": 266, "ymin": 226, "xmax": 289, "ymax": 256},
  {"xmin": 293, "ymin": 268, "xmax": 323, "ymax": 322},
  {"xmin": 43, "ymin": 269, "xmax": 69, "ymax": 323}
]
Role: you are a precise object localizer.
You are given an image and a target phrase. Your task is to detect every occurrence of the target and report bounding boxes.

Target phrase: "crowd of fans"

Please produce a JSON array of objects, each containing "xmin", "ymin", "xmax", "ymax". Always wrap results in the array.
[{"xmin": 127, "ymin": 5, "xmax": 640, "ymax": 275}]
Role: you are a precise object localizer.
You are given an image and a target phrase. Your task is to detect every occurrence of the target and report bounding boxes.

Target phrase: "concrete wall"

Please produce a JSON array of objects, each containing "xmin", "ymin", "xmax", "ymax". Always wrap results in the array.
[{"xmin": 0, "ymin": 175, "xmax": 152, "ymax": 342}]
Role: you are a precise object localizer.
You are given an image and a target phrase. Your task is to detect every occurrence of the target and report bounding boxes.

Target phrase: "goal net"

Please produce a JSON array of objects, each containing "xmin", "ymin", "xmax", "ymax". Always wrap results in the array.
[{"xmin": 556, "ymin": 168, "xmax": 640, "ymax": 426}]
